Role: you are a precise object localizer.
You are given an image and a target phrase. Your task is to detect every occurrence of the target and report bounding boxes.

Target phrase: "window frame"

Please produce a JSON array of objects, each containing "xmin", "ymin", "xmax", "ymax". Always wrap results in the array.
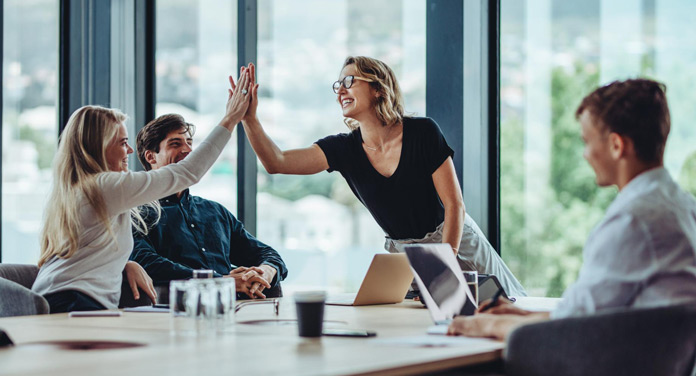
[{"xmin": 0, "ymin": 0, "xmax": 501, "ymax": 261}]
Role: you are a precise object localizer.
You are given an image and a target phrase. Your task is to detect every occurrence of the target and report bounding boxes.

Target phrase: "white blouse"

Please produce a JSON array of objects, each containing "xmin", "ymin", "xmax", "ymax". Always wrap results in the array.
[{"xmin": 32, "ymin": 126, "xmax": 232, "ymax": 309}]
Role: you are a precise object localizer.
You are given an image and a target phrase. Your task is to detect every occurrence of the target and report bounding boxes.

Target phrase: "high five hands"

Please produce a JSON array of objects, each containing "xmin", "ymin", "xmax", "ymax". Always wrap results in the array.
[
  {"xmin": 220, "ymin": 65, "xmax": 255, "ymax": 130},
  {"xmin": 228, "ymin": 63, "xmax": 259, "ymax": 122}
]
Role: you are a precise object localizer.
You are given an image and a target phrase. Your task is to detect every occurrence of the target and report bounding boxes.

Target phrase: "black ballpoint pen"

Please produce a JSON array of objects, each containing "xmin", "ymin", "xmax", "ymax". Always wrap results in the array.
[{"xmin": 479, "ymin": 287, "xmax": 504, "ymax": 313}]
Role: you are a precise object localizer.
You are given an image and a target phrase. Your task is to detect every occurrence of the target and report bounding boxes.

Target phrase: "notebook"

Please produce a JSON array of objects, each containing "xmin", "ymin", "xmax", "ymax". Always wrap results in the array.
[{"xmin": 326, "ymin": 253, "xmax": 414, "ymax": 306}]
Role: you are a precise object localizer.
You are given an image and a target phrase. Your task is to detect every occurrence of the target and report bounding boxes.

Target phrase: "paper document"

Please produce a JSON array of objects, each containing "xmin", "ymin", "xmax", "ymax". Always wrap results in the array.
[
  {"xmin": 69, "ymin": 311, "xmax": 122, "ymax": 317},
  {"xmin": 123, "ymin": 306, "xmax": 170, "ymax": 313},
  {"xmin": 426, "ymin": 325, "xmax": 449, "ymax": 335}
]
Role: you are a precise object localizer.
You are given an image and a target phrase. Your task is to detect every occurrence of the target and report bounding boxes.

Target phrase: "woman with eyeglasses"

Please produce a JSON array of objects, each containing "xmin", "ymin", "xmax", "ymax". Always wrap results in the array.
[
  {"xmin": 31, "ymin": 68, "xmax": 252, "ymax": 313},
  {"xmin": 236, "ymin": 56, "xmax": 526, "ymax": 297}
]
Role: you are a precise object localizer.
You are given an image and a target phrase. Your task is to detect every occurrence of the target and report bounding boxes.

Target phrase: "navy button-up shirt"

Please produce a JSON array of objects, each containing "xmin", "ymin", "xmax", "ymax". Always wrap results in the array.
[{"xmin": 130, "ymin": 189, "xmax": 287, "ymax": 286}]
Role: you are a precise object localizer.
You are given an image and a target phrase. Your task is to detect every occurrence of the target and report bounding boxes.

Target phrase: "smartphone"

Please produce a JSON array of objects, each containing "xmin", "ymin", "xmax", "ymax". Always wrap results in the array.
[
  {"xmin": 0, "ymin": 329, "xmax": 14, "ymax": 347},
  {"xmin": 68, "ymin": 311, "xmax": 122, "ymax": 317},
  {"xmin": 323, "ymin": 328, "xmax": 377, "ymax": 337},
  {"xmin": 477, "ymin": 274, "xmax": 514, "ymax": 302},
  {"xmin": 152, "ymin": 303, "xmax": 170, "ymax": 309}
]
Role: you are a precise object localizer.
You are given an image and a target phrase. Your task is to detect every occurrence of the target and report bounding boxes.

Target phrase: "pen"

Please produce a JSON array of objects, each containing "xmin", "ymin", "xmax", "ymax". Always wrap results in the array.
[{"xmin": 479, "ymin": 287, "xmax": 504, "ymax": 313}]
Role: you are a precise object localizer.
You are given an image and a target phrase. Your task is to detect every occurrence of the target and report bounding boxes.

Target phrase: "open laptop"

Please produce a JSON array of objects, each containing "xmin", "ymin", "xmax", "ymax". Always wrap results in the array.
[
  {"xmin": 326, "ymin": 253, "xmax": 414, "ymax": 306},
  {"xmin": 403, "ymin": 244, "xmax": 477, "ymax": 326}
]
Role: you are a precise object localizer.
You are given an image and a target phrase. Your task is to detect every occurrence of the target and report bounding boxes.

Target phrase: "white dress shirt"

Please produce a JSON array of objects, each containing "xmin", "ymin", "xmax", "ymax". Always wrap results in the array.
[{"xmin": 552, "ymin": 167, "xmax": 696, "ymax": 319}]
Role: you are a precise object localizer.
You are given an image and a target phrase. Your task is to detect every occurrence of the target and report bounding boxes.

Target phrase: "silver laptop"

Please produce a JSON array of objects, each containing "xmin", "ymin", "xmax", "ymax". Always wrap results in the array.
[
  {"xmin": 403, "ymin": 244, "xmax": 477, "ymax": 325},
  {"xmin": 326, "ymin": 253, "xmax": 414, "ymax": 306}
]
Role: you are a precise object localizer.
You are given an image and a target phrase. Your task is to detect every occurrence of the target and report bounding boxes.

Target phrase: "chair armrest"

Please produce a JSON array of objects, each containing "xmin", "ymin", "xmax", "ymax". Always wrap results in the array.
[
  {"xmin": 504, "ymin": 304, "xmax": 696, "ymax": 376},
  {"xmin": 0, "ymin": 264, "xmax": 40, "ymax": 290},
  {"xmin": 0, "ymin": 278, "xmax": 49, "ymax": 317}
]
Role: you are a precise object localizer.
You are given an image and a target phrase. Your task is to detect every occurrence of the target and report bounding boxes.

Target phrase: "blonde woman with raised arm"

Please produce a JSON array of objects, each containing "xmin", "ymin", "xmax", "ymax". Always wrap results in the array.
[
  {"xmin": 237, "ymin": 57, "xmax": 526, "ymax": 297},
  {"xmin": 32, "ymin": 68, "xmax": 252, "ymax": 313}
]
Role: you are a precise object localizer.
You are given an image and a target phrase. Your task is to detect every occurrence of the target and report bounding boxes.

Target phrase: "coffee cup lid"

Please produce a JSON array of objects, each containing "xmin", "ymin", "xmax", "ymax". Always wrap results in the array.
[{"xmin": 294, "ymin": 291, "xmax": 326, "ymax": 303}]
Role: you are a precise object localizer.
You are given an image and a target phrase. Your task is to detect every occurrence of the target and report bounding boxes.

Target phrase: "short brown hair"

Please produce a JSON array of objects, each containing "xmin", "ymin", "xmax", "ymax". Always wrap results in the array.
[
  {"xmin": 576, "ymin": 79, "xmax": 670, "ymax": 164},
  {"xmin": 136, "ymin": 114, "xmax": 195, "ymax": 170},
  {"xmin": 341, "ymin": 56, "xmax": 405, "ymax": 130}
]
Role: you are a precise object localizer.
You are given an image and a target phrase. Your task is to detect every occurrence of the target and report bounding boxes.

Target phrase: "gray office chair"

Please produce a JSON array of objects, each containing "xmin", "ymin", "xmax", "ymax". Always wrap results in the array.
[
  {"xmin": 0, "ymin": 264, "xmax": 49, "ymax": 317},
  {"xmin": 504, "ymin": 304, "xmax": 696, "ymax": 376},
  {"xmin": 0, "ymin": 263, "xmax": 158, "ymax": 312}
]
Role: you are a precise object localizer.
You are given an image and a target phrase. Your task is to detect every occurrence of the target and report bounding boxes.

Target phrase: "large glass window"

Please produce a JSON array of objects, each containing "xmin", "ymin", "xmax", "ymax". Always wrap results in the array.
[
  {"xmin": 500, "ymin": 0, "xmax": 696, "ymax": 296},
  {"xmin": 2, "ymin": 0, "xmax": 59, "ymax": 263},
  {"xmin": 256, "ymin": 0, "xmax": 426, "ymax": 294},
  {"xmin": 155, "ymin": 0, "xmax": 238, "ymax": 211}
]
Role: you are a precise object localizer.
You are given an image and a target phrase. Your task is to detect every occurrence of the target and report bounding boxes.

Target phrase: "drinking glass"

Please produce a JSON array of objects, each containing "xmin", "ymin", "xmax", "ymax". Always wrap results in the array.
[
  {"xmin": 462, "ymin": 270, "xmax": 478, "ymax": 305},
  {"xmin": 213, "ymin": 278, "xmax": 236, "ymax": 330},
  {"xmin": 193, "ymin": 269, "xmax": 214, "ymax": 279},
  {"xmin": 170, "ymin": 279, "xmax": 197, "ymax": 336},
  {"xmin": 170, "ymin": 279, "xmax": 233, "ymax": 336}
]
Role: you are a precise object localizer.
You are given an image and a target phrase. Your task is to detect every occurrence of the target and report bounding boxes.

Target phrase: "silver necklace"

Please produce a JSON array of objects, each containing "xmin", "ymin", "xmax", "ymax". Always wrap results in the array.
[
  {"xmin": 363, "ymin": 142, "xmax": 378, "ymax": 151},
  {"xmin": 363, "ymin": 124, "xmax": 398, "ymax": 151}
]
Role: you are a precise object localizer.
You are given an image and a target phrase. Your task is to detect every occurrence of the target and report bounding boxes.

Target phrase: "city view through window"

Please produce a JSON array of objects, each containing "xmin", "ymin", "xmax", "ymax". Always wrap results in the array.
[
  {"xmin": 1, "ymin": 0, "xmax": 59, "ymax": 264},
  {"xmin": 4, "ymin": 0, "xmax": 696, "ymax": 299},
  {"xmin": 156, "ymin": 0, "xmax": 425, "ymax": 294},
  {"xmin": 500, "ymin": 0, "xmax": 696, "ymax": 296}
]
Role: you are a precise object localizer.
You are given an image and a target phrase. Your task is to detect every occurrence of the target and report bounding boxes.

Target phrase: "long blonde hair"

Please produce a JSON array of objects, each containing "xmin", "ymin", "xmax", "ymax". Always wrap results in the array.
[
  {"xmin": 341, "ymin": 56, "xmax": 405, "ymax": 130},
  {"xmin": 39, "ymin": 105, "xmax": 155, "ymax": 267}
]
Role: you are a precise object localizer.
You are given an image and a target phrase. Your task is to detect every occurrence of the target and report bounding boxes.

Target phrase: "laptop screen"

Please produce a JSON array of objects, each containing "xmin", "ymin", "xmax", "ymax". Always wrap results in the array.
[{"xmin": 404, "ymin": 244, "xmax": 477, "ymax": 322}]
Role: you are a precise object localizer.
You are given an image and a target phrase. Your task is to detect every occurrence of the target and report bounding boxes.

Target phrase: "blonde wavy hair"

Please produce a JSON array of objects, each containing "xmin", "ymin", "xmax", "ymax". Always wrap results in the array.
[
  {"xmin": 38, "ymin": 105, "xmax": 156, "ymax": 267},
  {"xmin": 341, "ymin": 56, "xmax": 405, "ymax": 130}
]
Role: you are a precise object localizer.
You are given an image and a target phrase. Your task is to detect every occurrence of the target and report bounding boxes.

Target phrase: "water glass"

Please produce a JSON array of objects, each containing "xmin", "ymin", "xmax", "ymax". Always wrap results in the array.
[
  {"xmin": 213, "ymin": 278, "xmax": 236, "ymax": 329},
  {"xmin": 193, "ymin": 269, "xmax": 214, "ymax": 279},
  {"xmin": 169, "ymin": 278, "xmax": 236, "ymax": 336},
  {"xmin": 462, "ymin": 270, "xmax": 478, "ymax": 305},
  {"xmin": 170, "ymin": 279, "xmax": 197, "ymax": 336}
]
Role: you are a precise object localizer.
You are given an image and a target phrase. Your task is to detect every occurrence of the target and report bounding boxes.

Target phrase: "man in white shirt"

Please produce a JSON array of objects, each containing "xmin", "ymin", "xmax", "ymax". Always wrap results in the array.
[{"xmin": 448, "ymin": 78, "xmax": 696, "ymax": 340}]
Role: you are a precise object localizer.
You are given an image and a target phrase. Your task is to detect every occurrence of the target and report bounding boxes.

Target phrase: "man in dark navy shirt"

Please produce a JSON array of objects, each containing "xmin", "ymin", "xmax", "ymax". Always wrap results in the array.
[{"xmin": 130, "ymin": 114, "xmax": 287, "ymax": 299}]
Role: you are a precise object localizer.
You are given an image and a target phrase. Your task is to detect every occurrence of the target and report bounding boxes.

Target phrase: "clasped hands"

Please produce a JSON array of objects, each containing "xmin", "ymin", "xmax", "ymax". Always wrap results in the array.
[{"xmin": 225, "ymin": 265, "xmax": 276, "ymax": 299}]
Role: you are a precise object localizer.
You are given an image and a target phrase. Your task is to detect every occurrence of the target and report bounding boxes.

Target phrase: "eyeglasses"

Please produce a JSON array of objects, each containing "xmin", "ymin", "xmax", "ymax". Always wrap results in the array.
[{"xmin": 333, "ymin": 75, "xmax": 374, "ymax": 93}]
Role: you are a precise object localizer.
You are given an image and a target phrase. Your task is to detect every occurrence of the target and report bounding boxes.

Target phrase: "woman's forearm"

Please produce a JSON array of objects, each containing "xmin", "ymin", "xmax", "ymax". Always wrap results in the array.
[
  {"xmin": 242, "ymin": 117, "xmax": 286, "ymax": 174},
  {"xmin": 442, "ymin": 203, "xmax": 464, "ymax": 254}
]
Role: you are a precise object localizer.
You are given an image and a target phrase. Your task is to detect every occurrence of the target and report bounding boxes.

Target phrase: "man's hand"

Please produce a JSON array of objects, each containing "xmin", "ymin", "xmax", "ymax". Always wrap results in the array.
[
  {"xmin": 477, "ymin": 297, "xmax": 530, "ymax": 315},
  {"xmin": 447, "ymin": 314, "xmax": 500, "ymax": 339},
  {"xmin": 124, "ymin": 261, "xmax": 157, "ymax": 303},
  {"xmin": 447, "ymin": 314, "xmax": 524, "ymax": 340},
  {"xmin": 248, "ymin": 264, "xmax": 277, "ymax": 298},
  {"xmin": 227, "ymin": 267, "xmax": 271, "ymax": 299},
  {"xmin": 448, "ymin": 311, "xmax": 551, "ymax": 340}
]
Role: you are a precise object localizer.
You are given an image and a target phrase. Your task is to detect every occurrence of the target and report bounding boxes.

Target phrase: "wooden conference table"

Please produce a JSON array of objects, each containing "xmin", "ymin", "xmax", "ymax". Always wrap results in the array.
[{"xmin": 0, "ymin": 297, "xmax": 557, "ymax": 376}]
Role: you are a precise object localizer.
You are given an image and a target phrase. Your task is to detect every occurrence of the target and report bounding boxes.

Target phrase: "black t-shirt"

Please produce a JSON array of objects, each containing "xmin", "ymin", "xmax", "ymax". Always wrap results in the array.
[{"xmin": 315, "ymin": 117, "xmax": 454, "ymax": 239}]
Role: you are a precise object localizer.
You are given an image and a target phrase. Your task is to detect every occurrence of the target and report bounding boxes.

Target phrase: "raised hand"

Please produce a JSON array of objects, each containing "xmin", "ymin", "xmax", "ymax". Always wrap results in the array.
[
  {"xmin": 245, "ymin": 63, "xmax": 259, "ymax": 121},
  {"xmin": 230, "ymin": 63, "xmax": 259, "ymax": 122},
  {"xmin": 221, "ymin": 66, "xmax": 252, "ymax": 131}
]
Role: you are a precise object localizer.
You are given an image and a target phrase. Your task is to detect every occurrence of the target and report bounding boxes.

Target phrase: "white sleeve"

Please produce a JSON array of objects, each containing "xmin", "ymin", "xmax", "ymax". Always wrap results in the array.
[
  {"xmin": 551, "ymin": 213, "xmax": 654, "ymax": 319},
  {"xmin": 97, "ymin": 126, "xmax": 232, "ymax": 215}
]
